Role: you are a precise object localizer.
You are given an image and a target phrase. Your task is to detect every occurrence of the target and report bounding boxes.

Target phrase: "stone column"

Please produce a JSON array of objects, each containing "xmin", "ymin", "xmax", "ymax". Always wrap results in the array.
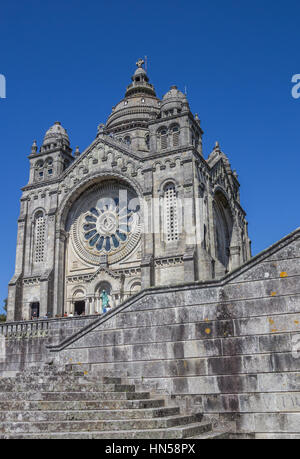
[
  {"xmin": 141, "ymin": 167, "xmax": 154, "ymax": 288},
  {"xmin": 91, "ymin": 297, "xmax": 95, "ymax": 315},
  {"xmin": 39, "ymin": 279, "xmax": 48, "ymax": 318},
  {"xmin": 230, "ymin": 221, "xmax": 241, "ymax": 271},
  {"xmin": 53, "ymin": 229, "xmax": 67, "ymax": 317},
  {"xmin": 182, "ymin": 156, "xmax": 197, "ymax": 281},
  {"xmin": 141, "ymin": 255, "xmax": 153, "ymax": 290},
  {"xmin": 85, "ymin": 297, "xmax": 91, "ymax": 315},
  {"xmin": 183, "ymin": 248, "xmax": 196, "ymax": 282}
]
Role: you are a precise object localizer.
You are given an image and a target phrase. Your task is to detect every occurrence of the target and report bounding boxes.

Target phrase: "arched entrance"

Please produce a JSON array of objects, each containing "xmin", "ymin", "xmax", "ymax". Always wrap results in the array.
[
  {"xmin": 72, "ymin": 289, "xmax": 86, "ymax": 316},
  {"xmin": 30, "ymin": 302, "xmax": 40, "ymax": 319},
  {"xmin": 74, "ymin": 301, "xmax": 85, "ymax": 316}
]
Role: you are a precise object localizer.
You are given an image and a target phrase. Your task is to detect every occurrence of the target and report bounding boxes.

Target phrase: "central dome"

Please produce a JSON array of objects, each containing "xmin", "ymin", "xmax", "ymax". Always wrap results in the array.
[{"xmin": 106, "ymin": 59, "xmax": 161, "ymax": 132}]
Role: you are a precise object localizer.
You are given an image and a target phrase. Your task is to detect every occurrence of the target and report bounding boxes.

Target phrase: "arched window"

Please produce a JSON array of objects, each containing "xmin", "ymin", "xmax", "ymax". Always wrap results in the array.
[
  {"xmin": 213, "ymin": 191, "xmax": 233, "ymax": 268},
  {"xmin": 130, "ymin": 281, "xmax": 141, "ymax": 296},
  {"xmin": 35, "ymin": 160, "xmax": 44, "ymax": 180},
  {"xmin": 172, "ymin": 125, "xmax": 180, "ymax": 147},
  {"xmin": 145, "ymin": 134, "xmax": 150, "ymax": 150},
  {"xmin": 164, "ymin": 183, "xmax": 179, "ymax": 242},
  {"xmin": 46, "ymin": 157, "xmax": 53, "ymax": 176},
  {"xmin": 124, "ymin": 136, "xmax": 131, "ymax": 145},
  {"xmin": 34, "ymin": 211, "xmax": 46, "ymax": 263},
  {"xmin": 158, "ymin": 128, "xmax": 168, "ymax": 150}
]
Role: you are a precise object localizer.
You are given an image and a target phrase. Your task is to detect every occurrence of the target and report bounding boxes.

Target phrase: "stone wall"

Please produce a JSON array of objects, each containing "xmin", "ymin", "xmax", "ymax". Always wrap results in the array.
[
  {"xmin": 1, "ymin": 228, "xmax": 300, "ymax": 438},
  {"xmin": 0, "ymin": 316, "xmax": 96, "ymax": 374}
]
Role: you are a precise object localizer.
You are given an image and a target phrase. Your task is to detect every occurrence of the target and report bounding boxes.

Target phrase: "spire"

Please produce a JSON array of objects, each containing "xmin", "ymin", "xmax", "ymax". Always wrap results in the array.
[
  {"xmin": 31, "ymin": 140, "xmax": 38, "ymax": 154},
  {"xmin": 214, "ymin": 141, "xmax": 220, "ymax": 152},
  {"xmin": 194, "ymin": 113, "xmax": 200, "ymax": 124},
  {"xmin": 74, "ymin": 146, "xmax": 80, "ymax": 158}
]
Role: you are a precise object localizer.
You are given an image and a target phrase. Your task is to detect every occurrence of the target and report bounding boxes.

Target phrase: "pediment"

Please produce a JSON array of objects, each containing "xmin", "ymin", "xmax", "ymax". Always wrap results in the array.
[
  {"xmin": 88, "ymin": 266, "xmax": 122, "ymax": 283},
  {"xmin": 60, "ymin": 136, "xmax": 144, "ymax": 190}
]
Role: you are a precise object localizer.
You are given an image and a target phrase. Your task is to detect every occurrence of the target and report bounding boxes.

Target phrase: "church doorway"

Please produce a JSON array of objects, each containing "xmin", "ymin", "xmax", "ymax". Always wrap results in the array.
[
  {"xmin": 74, "ymin": 301, "xmax": 85, "ymax": 316},
  {"xmin": 30, "ymin": 302, "xmax": 40, "ymax": 319}
]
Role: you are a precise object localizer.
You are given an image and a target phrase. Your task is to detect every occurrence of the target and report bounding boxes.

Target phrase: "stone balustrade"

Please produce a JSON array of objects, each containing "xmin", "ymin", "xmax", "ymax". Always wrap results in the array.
[{"xmin": 0, "ymin": 320, "xmax": 50, "ymax": 340}]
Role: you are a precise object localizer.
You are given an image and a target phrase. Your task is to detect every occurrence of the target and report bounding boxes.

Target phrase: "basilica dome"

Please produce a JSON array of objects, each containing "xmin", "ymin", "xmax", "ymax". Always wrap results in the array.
[{"xmin": 105, "ymin": 59, "xmax": 161, "ymax": 132}]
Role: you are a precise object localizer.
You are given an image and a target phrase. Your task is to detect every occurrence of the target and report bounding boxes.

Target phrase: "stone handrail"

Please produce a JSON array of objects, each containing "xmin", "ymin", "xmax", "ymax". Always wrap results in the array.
[{"xmin": 0, "ymin": 319, "xmax": 50, "ymax": 339}]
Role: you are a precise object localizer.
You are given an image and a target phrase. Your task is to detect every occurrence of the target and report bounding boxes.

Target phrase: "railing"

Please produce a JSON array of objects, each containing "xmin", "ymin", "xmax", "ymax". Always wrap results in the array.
[
  {"xmin": 0, "ymin": 314, "xmax": 102, "ymax": 341},
  {"xmin": 0, "ymin": 320, "xmax": 49, "ymax": 339}
]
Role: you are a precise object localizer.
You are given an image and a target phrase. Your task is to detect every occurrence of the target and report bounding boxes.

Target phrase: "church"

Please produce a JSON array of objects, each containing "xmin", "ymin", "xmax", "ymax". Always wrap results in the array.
[
  {"xmin": 2, "ymin": 60, "xmax": 300, "ymax": 439},
  {"xmin": 7, "ymin": 59, "xmax": 251, "ymax": 322}
]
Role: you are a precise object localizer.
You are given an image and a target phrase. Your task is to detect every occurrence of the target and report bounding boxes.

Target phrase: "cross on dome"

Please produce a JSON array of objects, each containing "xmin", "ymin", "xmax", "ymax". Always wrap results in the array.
[{"xmin": 136, "ymin": 58, "xmax": 144, "ymax": 68}]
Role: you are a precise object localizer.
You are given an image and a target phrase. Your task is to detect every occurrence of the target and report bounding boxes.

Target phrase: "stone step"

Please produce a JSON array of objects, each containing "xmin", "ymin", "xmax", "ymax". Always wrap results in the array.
[
  {"xmin": 102, "ymin": 377, "xmax": 122, "ymax": 385},
  {"xmin": 0, "ymin": 383, "xmax": 135, "ymax": 393},
  {"xmin": 15, "ymin": 370, "xmax": 85, "ymax": 377},
  {"xmin": 0, "ymin": 391, "xmax": 150, "ymax": 401},
  {"xmin": 187, "ymin": 430, "xmax": 230, "ymax": 439},
  {"xmin": 0, "ymin": 398, "xmax": 165, "ymax": 411},
  {"xmin": 1, "ymin": 375, "xmax": 122, "ymax": 384},
  {"xmin": 0, "ymin": 413, "xmax": 203, "ymax": 433},
  {"xmin": 0, "ymin": 421, "xmax": 212, "ymax": 439},
  {"xmin": 0, "ymin": 365, "xmax": 228, "ymax": 439},
  {"xmin": 0, "ymin": 407, "xmax": 180, "ymax": 422}
]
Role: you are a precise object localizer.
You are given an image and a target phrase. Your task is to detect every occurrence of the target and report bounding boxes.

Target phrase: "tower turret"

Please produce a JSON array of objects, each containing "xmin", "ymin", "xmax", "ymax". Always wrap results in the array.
[{"xmin": 28, "ymin": 121, "xmax": 73, "ymax": 184}]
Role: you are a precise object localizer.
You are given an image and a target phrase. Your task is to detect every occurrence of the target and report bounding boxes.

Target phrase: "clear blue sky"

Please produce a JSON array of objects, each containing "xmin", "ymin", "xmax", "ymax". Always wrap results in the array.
[{"xmin": 0, "ymin": 0, "xmax": 299, "ymax": 313}]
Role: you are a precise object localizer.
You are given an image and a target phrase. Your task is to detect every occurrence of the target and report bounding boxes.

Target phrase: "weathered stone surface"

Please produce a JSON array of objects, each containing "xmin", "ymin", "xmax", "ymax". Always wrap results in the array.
[
  {"xmin": 1, "ymin": 227, "xmax": 300, "ymax": 438},
  {"xmin": 0, "ymin": 366, "xmax": 222, "ymax": 439}
]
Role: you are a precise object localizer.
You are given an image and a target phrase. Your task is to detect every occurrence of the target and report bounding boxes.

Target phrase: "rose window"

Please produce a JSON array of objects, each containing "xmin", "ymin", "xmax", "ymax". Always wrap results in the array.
[
  {"xmin": 83, "ymin": 200, "xmax": 135, "ymax": 253},
  {"xmin": 69, "ymin": 181, "xmax": 141, "ymax": 265}
]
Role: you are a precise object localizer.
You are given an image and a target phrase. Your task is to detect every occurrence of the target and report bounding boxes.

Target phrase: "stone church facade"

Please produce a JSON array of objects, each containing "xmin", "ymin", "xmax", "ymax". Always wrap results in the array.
[{"xmin": 7, "ymin": 59, "xmax": 251, "ymax": 322}]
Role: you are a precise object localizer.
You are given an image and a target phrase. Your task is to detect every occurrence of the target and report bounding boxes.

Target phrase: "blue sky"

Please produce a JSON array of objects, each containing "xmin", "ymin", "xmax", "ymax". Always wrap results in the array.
[{"xmin": 0, "ymin": 0, "xmax": 299, "ymax": 313}]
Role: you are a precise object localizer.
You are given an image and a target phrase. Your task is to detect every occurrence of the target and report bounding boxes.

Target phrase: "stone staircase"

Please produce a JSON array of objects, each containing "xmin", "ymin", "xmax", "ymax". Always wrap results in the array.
[{"xmin": 0, "ymin": 365, "xmax": 228, "ymax": 439}]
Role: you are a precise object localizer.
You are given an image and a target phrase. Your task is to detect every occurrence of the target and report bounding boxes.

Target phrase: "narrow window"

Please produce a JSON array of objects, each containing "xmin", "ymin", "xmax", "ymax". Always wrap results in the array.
[
  {"xmin": 160, "ymin": 129, "xmax": 168, "ymax": 150},
  {"xmin": 164, "ymin": 183, "xmax": 179, "ymax": 242},
  {"xmin": 145, "ymin": 134, "xmax": 150, "ymax": 149},
  {"xmin": 172, "ymin": 126, "xmax": 179, "ymax": 147},
  {"xmin": 34, "ymin": 212, "xmax": 46, "ymax": 263}
]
